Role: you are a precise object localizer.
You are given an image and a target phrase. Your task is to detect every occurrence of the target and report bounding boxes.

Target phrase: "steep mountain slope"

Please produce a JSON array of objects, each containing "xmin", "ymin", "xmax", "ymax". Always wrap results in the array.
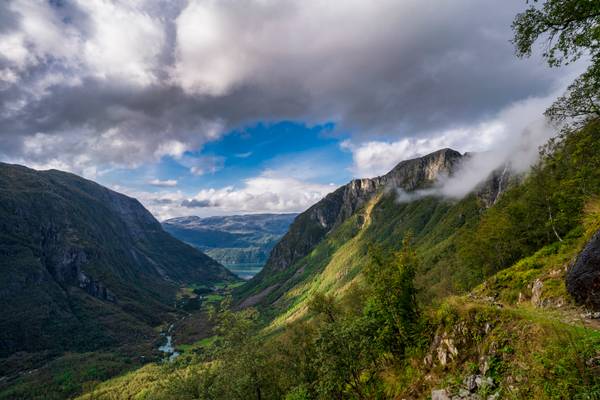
[
  {"xmin": 162, "ymin": 213, "xmax": 297, "ymax": 278},
  {"xmin": 236, "ymin": 148, "xmax": 482, "ymax": 307},
  {"xmin": 0, "ymin": 163, "xmax": 235, "ymax": 359}
]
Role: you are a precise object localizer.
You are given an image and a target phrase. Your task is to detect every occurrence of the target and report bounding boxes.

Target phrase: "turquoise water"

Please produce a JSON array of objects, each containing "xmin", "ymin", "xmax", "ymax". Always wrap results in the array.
[{"xmin": 225, "ymin": 263, "xmax": 263, "ymax": 280}]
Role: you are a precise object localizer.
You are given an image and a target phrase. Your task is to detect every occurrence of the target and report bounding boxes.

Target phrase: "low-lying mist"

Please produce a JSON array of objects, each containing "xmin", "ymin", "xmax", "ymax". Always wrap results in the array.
[{"xmin": 396, "ymin": 95, "xmax": 559, "ymax": 203}]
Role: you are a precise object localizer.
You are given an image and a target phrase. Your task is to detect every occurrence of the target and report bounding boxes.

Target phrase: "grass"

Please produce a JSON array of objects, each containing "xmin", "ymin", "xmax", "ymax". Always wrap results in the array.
[
  {"xmin": 382, "ymin": 297, "xmax": 600, "ymax": 399},
  {"xmin": 176, "ymin": 336, "xmax": 219, "ymax": 353},
  {"xmin": 204, "ymin": 294, "xmax": 225, "ymax": 303}
]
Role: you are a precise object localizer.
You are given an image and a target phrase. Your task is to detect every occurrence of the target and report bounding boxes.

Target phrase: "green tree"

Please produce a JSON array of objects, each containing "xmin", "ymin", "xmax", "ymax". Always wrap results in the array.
[
  {"xmin": 306, "ymin": 290, "xmax": 383, "ymax": 399},
  {"xmin": 512, "ymin": 0, "xmax": 600, "ymax": 125},
  {"xmin": 308, "ymin": 292, "xmax": 338, "ymax": 323},
  {"xmin": 205, "ymin": 297, "xmax": 279, "ymax": 400},
  {"xmin": 364, "ymin": 233, "xmax": 421, "ymax": 359},
  {"xmin": 313, "ymin": 316, "xmax": 381, "ymax": 400}
]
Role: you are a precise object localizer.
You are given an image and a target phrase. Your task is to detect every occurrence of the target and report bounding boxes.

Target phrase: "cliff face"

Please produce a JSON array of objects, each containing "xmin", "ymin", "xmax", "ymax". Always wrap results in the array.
[
  {"xmin": 243, "ymin": 149, "xmax": 464, "ymax": 296},
  {"xmin": 0, "ymin": 163, "xmax": 234, "ymax": 357}
]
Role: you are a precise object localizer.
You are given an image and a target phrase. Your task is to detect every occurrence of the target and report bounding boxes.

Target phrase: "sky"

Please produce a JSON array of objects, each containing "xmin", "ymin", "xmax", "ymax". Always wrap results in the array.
[{"xmin": 0, "ymin": 0, "xmax": 582, "ymax": 220}]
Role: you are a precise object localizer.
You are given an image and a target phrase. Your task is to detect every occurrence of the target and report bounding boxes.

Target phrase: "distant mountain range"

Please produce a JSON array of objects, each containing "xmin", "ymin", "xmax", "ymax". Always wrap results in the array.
[
  {"xmin": 0, "ymin": 163, "xmax": 235, "ymax": 362},
  {"xmin": 162, "ymin": 213, "xmax": 298, "ymax": 279}
]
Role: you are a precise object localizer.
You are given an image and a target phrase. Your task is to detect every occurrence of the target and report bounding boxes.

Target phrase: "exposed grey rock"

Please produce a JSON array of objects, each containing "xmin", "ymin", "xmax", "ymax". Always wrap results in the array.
[
  {"xmin": 475, "ymin": 375, "xmax": 494, "ymax": 390},
  {"xmin": 567, "ymin": 229, "xmax": 600, "ymax": 310},
  {"xmin": 271, "ymin": 149, "xmax": 463, "ymax": 272},
  {"xmin": 475, "ymin": 163, "xmax": 514, "ymax": 208},
  {"xmin": 531, "ymin": 278, "xmax": 544, "ymax": 307},
  {"xmin": 582, "ymin": 311, "xmax": 600, "ymax": 319},
  {"xmin": 586, "ymin": 355, "xmax": 600, "ymax": 368},
  {"xmin": 432, "ymin": 389, "xmax": 451, "ymax": 400},
  {"xmin": 464, "ymin": 375, "xmax": 478, "ymax": 392},
  {"xmin": 78, "ymin": 271, "xmax": 116, "ymax": 302}
]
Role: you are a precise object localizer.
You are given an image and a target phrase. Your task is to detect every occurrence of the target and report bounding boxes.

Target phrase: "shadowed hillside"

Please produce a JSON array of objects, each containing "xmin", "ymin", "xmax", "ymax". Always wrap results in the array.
[{"xmin": 0, "ymin": 163, "xmax": 235, "ymax": 361}]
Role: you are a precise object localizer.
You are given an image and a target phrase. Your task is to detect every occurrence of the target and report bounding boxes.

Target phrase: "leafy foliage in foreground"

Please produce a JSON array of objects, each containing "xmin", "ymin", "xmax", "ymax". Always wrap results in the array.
[
  {"xmin": 512, "ymin": 0, "xmax": 600, "ymax": 125},
  {"xmin": 78, "ymin": 235, "xmax": 600, "ymax": 400}
]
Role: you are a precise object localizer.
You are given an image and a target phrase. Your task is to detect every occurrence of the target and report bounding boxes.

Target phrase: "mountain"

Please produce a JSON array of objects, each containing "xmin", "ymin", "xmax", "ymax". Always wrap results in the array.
[
  {"xmin": 236, "ymin": 148, "xmax": 476, "ymax": 307},
  {"xmin": 260, "ymin": 148, "xmax": 462, "ymax": 273},
  {"xmin": 162, "ymin": 213, "xmax": 298, "ymax": 279},
  {"xmin": 0, "ymin": 163, "xmax": 235, "ymax": 361}
]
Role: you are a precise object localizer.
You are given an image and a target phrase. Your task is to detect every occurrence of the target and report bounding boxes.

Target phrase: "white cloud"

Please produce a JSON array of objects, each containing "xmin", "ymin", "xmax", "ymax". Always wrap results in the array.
[
  {"xmin": 14, "ymin": 0, "xmax": 79, "ymax": 59},
  {"xmin": 2, "ymin": 0, "xmax": 165, "ymax": 86},
  {"xmin": 173, "ymin": 0, "xmax": 250, "ymax": 95},
  {"xmin": 0, "ymin": 33, "xmax": 30, "ymax": 68},
  {"xmin": 154, "ymin": 140, "xmax": 189, "ymax": 159},
  {"xmin": 341, "ymin": 79, "xmax": 573, "ymax": 182},
  {"xmin": 389, "ymin": 92, "xmax": 563, "ymax": 203},
  {"xmin": 177, "ymin": 155, "xmax": 225, "ymax": 176},
  {"xmin": 117, "ymin": 170, "xmax": 335, "ymax": 220},
  {"xmin": 147, "ymin": 178, "xmax": 178, "ymax": 187},
  {"xmin": 185, "ymin": 172, "xmax": 335, "ymax": 214},
  {"xmin": 0, "ymin": 0, "xmax": 581, "ymax": 188},
  {"xmin": 340, "ymin": 125, "xmax": 503, "ymax": 179},
  {"xmin": 77, "ymin": 0, "xmax": 166, "ymax": 86}
]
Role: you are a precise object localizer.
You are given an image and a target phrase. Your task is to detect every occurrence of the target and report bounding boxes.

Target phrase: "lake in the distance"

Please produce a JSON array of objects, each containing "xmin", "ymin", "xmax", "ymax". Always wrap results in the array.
[{"xmin": 225, "ymin": 263, "xmax": 263, "ymax": 280}]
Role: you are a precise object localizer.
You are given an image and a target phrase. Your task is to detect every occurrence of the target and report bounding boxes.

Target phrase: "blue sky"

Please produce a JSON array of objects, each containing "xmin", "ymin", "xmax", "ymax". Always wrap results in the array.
[
  {"xmin": 102, "ymin": 121, "xmax": 352, "ymax": 195},
  {"xmin": 102, "ymin": 121, "xmax": 363, "ymax": 220}
]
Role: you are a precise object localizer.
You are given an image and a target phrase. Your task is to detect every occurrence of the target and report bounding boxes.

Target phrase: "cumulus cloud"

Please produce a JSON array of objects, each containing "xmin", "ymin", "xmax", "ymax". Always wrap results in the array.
[
  {"xmin": 182, "ymin": 172, "xmax": 335, "ymax": 214},
  {"xmin": 181, "ymin": 199, "xmax": 215, "ymax": 208},
  {"xmin": 118, "ymin": 170, "xmax": 335, "ymax": 220},
  {"xmin": 0, "ymin": 0, "xmax": 576, "ymax": 177},
  {"xmin": 148, "ymin": 178, "xmax": 178, "ymax": 187}
]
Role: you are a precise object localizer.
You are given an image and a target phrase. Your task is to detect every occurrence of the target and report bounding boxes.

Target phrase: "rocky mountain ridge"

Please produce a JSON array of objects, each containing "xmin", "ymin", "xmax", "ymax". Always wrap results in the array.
[
  {"xmin": 236, "ymin": 148, "xmax": 515, "ymax": 308},
  {"xmin": 245, "ymin": 148, "xmax": 464, "ymax": 287}
]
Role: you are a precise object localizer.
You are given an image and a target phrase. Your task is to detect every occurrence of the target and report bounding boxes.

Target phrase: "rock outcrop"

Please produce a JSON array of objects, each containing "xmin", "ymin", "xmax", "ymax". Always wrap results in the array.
[
  {"xmin": 567, "ymin": 229, "xmax": 600, "ymax": 309},
  {"xmin": 260, "ymin": 148, "xmax": 462, "ymax": 275},
  {"xmin": 239, "ymin": 149, "xmax": 463, "ymax": 305},
  {"xmin": 236, "ymin": 148, "xmax": 519, "ymax": 308}
]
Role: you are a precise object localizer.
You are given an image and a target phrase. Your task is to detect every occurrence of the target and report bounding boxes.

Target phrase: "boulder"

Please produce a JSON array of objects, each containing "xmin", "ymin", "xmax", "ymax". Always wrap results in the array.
[
  {"xmin": 567, "ymin": 229, "xmax": 600, "ymax": 309},
  {"xmin": 432, "ymin": 389, "xmax": 451, "ymax": 400}
]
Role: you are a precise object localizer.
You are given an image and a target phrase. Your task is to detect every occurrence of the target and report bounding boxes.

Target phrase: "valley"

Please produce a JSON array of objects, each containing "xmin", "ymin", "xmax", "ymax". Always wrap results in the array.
[
  {"xmin": 4, "ymin": 119, "xmax": 600, "ymax": 399},
  {"xmin": 1, "ymin": 1, "xmax": 600, "ymax": 399},
  {"xmin": 3, "ymin": 121, "xmax": 600, "ymax": 399}
]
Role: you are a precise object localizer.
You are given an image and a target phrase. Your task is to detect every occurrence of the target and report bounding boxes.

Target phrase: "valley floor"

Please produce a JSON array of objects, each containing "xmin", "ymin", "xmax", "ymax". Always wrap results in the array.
[{"xmin": 0, "ymin": 281, "xmax": 241, "ymax": 400}]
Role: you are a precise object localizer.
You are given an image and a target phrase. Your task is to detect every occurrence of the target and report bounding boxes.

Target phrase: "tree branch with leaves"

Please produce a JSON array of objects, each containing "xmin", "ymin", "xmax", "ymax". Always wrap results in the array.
[{"xmin": 512, "ymin": 0, "xmax": 600, "ymax": 126}]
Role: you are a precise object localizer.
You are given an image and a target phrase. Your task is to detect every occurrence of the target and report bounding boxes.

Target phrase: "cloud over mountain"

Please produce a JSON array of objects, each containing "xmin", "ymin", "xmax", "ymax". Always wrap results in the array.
[{"xmin": 0, "ymin": 0, "xmax": 573, "ymax": 176}]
